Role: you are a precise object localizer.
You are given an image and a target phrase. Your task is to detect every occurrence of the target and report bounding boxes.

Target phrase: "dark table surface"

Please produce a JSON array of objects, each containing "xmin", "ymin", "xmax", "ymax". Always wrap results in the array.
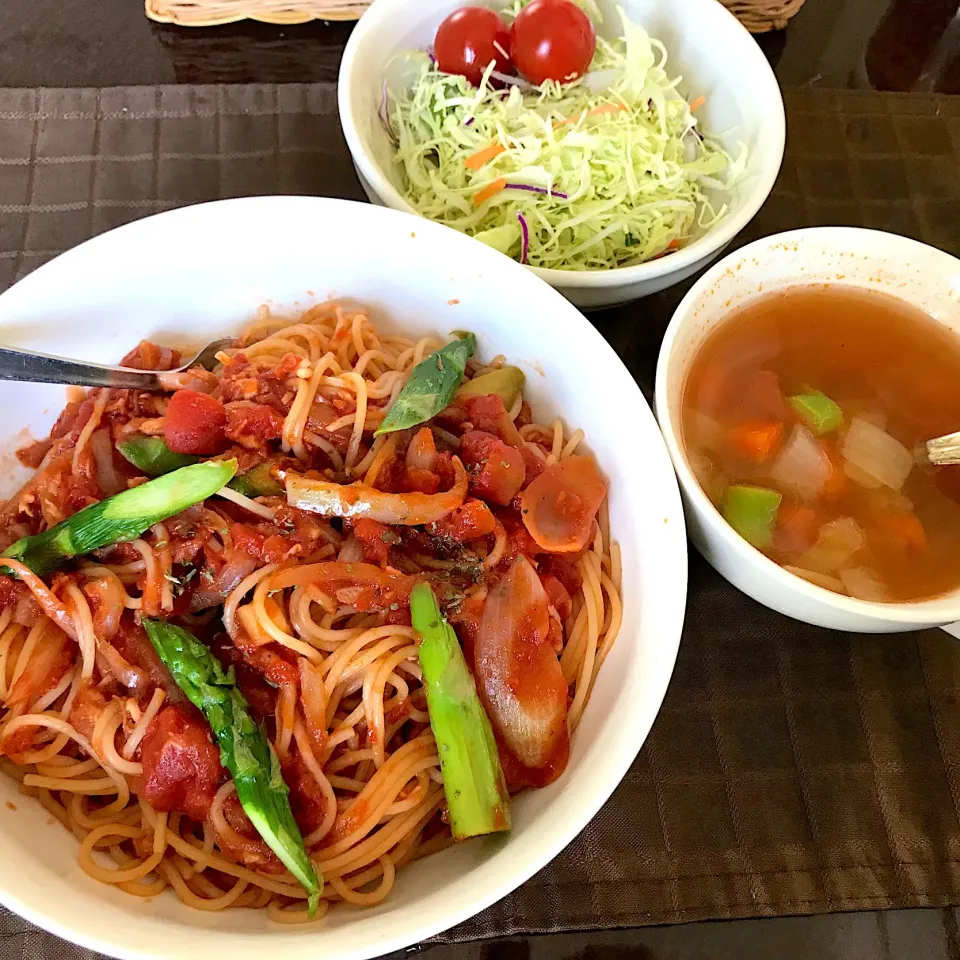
[{"xmin": 3, "ymin": 0, "xmax": 960, "ymax": 958}]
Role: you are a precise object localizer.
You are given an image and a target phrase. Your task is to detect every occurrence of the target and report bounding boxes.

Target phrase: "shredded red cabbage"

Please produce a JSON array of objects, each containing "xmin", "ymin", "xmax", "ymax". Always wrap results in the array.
[
  {"xmin": 490, "ymin": 69, "xmax": 535, "ymax": 91},
  {"xmin": 378, "ymin": 79, "xmax": 398, "ymax": 146},
  {"xmin": 517, "ymin": 212, "xmax": 529, "ymax": 264},
  {"xmin": 504, "ymin": 183, "xmax": 568, "ymax": 200}
]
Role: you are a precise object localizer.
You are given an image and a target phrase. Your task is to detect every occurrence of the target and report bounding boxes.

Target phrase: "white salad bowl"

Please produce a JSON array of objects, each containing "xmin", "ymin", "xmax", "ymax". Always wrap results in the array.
[
  {"xmin": 655, "ymin": 226, "xmax": 960, "ymax": 633},
  {"xmin": 338, "ymin": 0, "xmax": 785, "ymax": 309},
  {"xmin": 0, "ymin": 196, "xmax": 687, "ymax": 960}
]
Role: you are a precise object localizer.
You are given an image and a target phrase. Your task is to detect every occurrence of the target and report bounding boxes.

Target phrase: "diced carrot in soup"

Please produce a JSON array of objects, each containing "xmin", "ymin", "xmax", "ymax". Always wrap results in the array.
[{"xmin": 728, "ymin": 421, "xmax": 783, "ymax": 463}]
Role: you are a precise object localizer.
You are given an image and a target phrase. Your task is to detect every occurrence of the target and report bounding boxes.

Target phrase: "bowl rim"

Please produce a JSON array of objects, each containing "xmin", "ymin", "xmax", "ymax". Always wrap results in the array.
[
  {"xmin": 655, "ymin": 225, "xmax": 960, "ymax": 626},
  {"xmin": 0, "ymin": 195, "xmax": 689, "ymax": 959},
  {"xmin": 337, "ymin": 0, "xmax": 786, "ymax": 290}
]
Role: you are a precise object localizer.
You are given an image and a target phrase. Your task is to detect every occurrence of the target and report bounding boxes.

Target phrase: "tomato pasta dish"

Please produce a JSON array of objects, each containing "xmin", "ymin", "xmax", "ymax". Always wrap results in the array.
[{"xmin": 0, "ymin": 302, "xmax": 621, "ymax": 921}]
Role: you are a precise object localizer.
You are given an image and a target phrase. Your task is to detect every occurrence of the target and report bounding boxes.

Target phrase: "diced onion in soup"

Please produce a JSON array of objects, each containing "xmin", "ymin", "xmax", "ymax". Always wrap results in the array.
[
  {"xmin": 770, "ymin": 426, "xmax": 832, "ymax": 501},
  {"xmin": 840, "ymin": 566, "xmax": 887, "ymax": 602},
  {"xmin": 840, "ymin": 418, "xmax": 914, "ymax": 492},
  {"xmin": 800, "ymin": 517, "xmax": 865, "ymax": 573},
  {"xmin": 782, "ymin": 565, "xmax": 846, "ymax": 593},
  {"xmin": 691, "ymin": 413, "xmax": 725, "ymax": 453},
  {"xmin": 843, "ymin": 458, "xmax": 883, "ymax": 490},
  {"xmin": 689, "ymin": 452, "xmax": 728, "ymax": 506}
]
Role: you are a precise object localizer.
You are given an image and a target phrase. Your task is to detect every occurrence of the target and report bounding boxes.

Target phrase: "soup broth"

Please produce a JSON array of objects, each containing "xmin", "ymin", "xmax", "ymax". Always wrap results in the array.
[{"xmin": 682, "ymin": 285, "xmax": 960, "ymax": 603}]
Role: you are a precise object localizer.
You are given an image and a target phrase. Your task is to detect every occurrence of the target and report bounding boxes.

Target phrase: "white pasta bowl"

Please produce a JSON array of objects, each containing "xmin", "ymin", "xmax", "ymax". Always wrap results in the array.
[
  {"xmin": 655, "ymin": 227, "xmax": 960, "ymax": 633},
  {"xmin": 337, "ymin": 0, "xmax": 785, "ymax": 309},
  {"xmin": 0, "ymin": 196, "xmax": 687, "ymax": 960}
]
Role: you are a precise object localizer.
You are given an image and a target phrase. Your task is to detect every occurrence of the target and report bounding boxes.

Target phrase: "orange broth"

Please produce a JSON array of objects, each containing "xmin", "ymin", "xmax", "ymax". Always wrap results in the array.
[{"xmin": 681, "ymin": 285, "xmax": 960, "ymax": 603}]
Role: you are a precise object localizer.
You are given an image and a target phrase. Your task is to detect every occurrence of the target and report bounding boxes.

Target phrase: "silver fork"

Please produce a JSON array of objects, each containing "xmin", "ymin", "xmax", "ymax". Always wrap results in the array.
[{"xmin": 0, "ymin": 338, "xmax": 236, "ymax": 392}]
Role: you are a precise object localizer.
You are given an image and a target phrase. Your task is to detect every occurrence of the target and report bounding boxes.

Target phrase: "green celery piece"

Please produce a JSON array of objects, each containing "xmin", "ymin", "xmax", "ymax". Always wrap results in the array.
[
  {"xmin": 722, "ymin": 484, "xmax": 782, "ymax": 550},
  {"xmin": 230, "ymin": 463, "xmax": 283, "ymax": 497},
  {"xmin": 1, "ymin": 459, "xmax": 237, "ymax": 576},
  {"xmin": 118, "ymin": 435, "xmax": 199, "ymax": 477},
  {"xmin": 455, "ymin": 366, "xmax": 526, "ymax": 410},
  {"xmin": 117, "ymin": 436, "xmax": 281, "ymax": 499},
  {"xmin": 375, "ymin": 334, "xmax": 476, "ymax": 436},
  {"xmin": 788, "ymin": 390, "xmax": 844, "ymax": 436},
  {"xmin": 410, "ymin": 581, "xmax": 510, "ymax": 840},
  {"xmin": 142, "ymin": 619, "xmax": 321, "ymax": 915}
]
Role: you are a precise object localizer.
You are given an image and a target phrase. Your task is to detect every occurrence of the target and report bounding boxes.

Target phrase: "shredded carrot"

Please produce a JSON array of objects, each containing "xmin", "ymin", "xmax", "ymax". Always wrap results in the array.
[
  {"xmin": 473, "ymin": 178, "xmax": 507, "ymax": 206},
  {"xmin": 464, "ymin": 143, "xmax": 506, "ymax": 170},
  {"xmin": 555, "ymin": 103, "xmax": 627, "ymax": 126},
  {"xmin": 881, "ymin": 513, "xmax": 928, "ymax": 553},
  {"xmin": 689, "ymin": 96, "xmax": 706, "ymax": 112},
  {"xmin": 728, "ymin": 421, "xmax": 783, "ymax": 463},
  {"xmin": 667, "ymin": 238, "xmax": 681, "ymax": 250}
]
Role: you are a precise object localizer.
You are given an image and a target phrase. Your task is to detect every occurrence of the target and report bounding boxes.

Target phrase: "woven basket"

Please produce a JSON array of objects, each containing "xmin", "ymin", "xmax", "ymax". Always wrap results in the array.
[{"xmin": 146, "ymin": 0, "xmax": 804, "ymax": 32}]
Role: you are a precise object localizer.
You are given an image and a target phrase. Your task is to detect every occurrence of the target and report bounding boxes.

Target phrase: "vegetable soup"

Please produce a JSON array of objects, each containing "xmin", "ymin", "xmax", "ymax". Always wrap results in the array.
[{"xmin": 682, "ymin": 285, "xmax": 960, "ymax": 603}]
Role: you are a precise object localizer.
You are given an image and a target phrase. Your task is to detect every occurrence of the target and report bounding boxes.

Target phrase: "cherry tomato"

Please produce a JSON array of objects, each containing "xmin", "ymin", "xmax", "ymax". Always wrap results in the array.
[
  {"xmin": 164, "ymin": 389, "xmax": 227, "ymax": 455},
  {"xmin": 509, "ymin": 0, "xmax": 596, "ymax": 85},
  {"xmin": 434, "ymin": 6, "xmax": 512, "ymax": 86}
]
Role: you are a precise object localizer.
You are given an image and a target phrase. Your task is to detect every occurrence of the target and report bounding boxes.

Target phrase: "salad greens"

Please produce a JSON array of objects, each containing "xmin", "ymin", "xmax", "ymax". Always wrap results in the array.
[
  {"xmin": 143, "ymin": 620, "xmax": 321, "ymax": 914},
  {"xmin": 410, "ymin": 581, "xmax": 510, "ymax": 839},
  {"xmin": 1, "ymin": 459, "xmax": 237, "ymax": 576},
  {"xmin": 387, "ymin": 6, "xmax": 745, "ymax": 271},
  {"xmin": 376, "ymin": 333, "xmax": 476, "ymax": 435}
]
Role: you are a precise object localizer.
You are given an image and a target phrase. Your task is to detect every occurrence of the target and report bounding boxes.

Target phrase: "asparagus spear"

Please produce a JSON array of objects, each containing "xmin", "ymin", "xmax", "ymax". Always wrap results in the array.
[
  {"xmin": 409, "ymin": 581, "xmax": 510, "ymax": 839},
  {"xmin": 375, "ymin": 333, "xmax": 476, "ymax": 436},
  {"xmin": 142, "ymin": 619, "xmax": 321, "ymax": 915},
  {"xmin": 1, "ymin": 459, "xmax": 237, "ymax": 577},
  {"xmin": 118, "ymin": 435, "xmax": 199, "ymax": 477}
]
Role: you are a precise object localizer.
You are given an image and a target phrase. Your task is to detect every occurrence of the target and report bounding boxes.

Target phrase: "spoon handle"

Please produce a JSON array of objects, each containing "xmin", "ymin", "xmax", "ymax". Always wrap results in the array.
[
  {"xmin": 926, "ymin": 431, "xmax": 960, "ymax": 466},
  {"xmin": 0, "ymin": 346, "xmax": 161, "ymax": 391}
]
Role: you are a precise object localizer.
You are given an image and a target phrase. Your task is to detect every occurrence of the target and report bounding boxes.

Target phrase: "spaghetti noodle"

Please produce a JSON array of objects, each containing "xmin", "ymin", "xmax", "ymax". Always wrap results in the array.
[{"xmin": 0, "ymin": 302, "xmax": 621, "ymax": 920}]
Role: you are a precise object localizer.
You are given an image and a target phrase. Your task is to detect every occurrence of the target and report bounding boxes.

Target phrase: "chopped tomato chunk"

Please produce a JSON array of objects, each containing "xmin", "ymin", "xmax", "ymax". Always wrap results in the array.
[
  {"xmin": 352, "ymin": 518, "xmax": 395, "ymax": 564},
  {"xmin": 139, "ymin": 705, "xmax": 223, "ymax": 822},
  {"xmin": 539, "ymin": 572, "xmax": 573, "ymax": 621},
  {"xmin": 521, "ymin": 455, "xmax": 606, "ymax": 553},
  {"xmin": 460, "ymin": 431, "xmax": 525, "ymax": 505},
  {"xmin": 282, "ymin": 749, "xmax": 329, "ymax": 836},
  {"xmin": 521, "ymin": 446, "xmax": 547, "ymax": 484},
  {"xmin": 463, "ymin": 394, "xmax": 523, "ymax": 447},
  {"xmin": 400, "ymin": 468, "xmax": 441, "ymax": 495},
  {"xmin": 429, "ymin": 499, "xmax": 496, "ymax": 542},
  {"xmin": 164, "ymin": 390, "xmax": 227, "ymax": 455},
  {"xmin": 224, "ymin": 401, "xmax": 284, "ymax": 449}
]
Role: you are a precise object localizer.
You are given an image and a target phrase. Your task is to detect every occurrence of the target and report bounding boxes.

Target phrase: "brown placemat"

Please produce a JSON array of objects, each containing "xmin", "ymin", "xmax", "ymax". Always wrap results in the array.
[{"xmin": 1, "ymin": 85, "xmax": 960, "ymax": 953}]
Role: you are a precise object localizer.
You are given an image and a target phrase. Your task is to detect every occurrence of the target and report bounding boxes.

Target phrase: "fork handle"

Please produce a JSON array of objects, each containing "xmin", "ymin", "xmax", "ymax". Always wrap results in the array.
[{"xmin": 0, "ymin": 346, "xmax": 161, "ymax": 391}]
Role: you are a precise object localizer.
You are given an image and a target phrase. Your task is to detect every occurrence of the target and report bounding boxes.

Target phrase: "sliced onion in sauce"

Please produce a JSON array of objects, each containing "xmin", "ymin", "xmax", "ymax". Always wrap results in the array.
[
  {"xmin": 286, "ymin": 456, "xmax": 468, "ymax": 525},
  {"xmin": 474, "ymin": 556, "xmax": 569, "ymax": 774}
]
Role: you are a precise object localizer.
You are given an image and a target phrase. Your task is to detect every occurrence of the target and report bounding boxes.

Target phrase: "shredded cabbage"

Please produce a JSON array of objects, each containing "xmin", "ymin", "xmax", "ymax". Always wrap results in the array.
[{"xmin": 387, "ymin": 6, "xmax": 746, "ymax": 271}]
